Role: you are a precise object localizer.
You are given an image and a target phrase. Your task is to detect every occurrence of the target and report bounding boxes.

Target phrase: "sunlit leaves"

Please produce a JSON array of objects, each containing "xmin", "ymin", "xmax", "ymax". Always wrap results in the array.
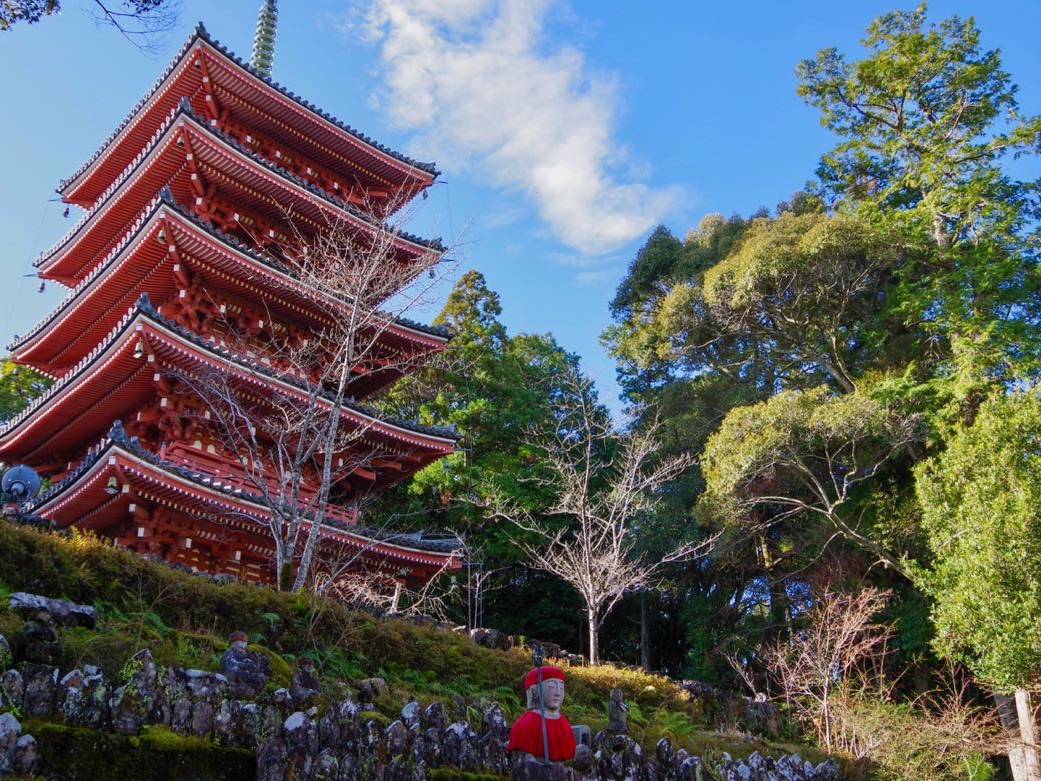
[{"xmin": 915, "ymin": 389, "xmax": 1041, "ymax": 690}]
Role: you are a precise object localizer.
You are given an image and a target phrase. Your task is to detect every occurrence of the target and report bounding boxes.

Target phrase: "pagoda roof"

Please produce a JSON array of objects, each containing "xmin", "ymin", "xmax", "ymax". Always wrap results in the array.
[
  {"xmin": 14, "ymin": 195, "xmax": 448, "ymax": 386},
  {"xmin": 30, "ymin": 421, "xmax": 462, "ymax": 570},
  {"xmin": 60, "ymin": 24, "xmax": 437, "ymax": 209},
  {"xmin": 0, "ymin": 295, "xmax": 457, "ymax": 468},
  {"xmin": 39, "ymin": 103, "xmax": 442, "ymax": 285}
]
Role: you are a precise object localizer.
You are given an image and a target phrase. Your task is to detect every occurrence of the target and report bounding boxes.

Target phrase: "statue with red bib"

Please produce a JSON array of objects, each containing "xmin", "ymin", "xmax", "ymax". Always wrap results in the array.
[{"xmin": 507, "ymin": 664, "xmax": 577, "ymax": 765}]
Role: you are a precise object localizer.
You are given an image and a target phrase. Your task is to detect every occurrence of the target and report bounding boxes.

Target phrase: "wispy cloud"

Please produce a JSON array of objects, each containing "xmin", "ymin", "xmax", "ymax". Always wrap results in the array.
[
  {"xmin": 362, "ymin": 0, "xmax": 679, "ymax": 256},
  {"xmin": 574, "ymin": 270, "xmax": 615, "ymax": 287}
]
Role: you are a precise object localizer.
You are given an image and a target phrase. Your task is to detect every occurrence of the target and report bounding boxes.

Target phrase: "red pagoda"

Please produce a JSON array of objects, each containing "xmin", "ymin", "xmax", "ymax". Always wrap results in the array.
[{"xmin": 0, "ymin": 22, "xmax": 463, "ymax": 589}]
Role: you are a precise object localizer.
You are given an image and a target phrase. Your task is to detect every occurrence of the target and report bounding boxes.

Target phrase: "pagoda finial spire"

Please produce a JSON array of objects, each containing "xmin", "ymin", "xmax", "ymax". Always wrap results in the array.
[{"xmin": 250, "ymin": 0, "xmax": 278, "ymax": 78}]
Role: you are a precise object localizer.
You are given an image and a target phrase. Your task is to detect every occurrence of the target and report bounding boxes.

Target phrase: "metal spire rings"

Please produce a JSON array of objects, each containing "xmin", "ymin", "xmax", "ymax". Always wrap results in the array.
[{"xmin": 250, "ymin": 0, "xmax": 278, "ymax": 78}]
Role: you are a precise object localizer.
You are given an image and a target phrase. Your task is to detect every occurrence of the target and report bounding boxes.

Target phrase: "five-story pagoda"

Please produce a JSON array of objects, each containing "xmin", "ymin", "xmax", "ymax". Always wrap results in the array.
[{"xmin": 0, "ymin": 12, "xmax": 463, "ymax": 590}]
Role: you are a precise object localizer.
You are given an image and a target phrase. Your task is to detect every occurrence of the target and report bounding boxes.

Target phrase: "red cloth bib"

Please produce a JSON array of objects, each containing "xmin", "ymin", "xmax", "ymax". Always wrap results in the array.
[{"xmin": 507, "ymin": 710, "xmax": 576, "ymax": 762}]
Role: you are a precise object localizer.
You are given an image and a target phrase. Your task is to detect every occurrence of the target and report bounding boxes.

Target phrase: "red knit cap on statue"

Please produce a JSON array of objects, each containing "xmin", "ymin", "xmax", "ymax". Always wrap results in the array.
[{"xmin": 523, "ymin": 665, "xmax": 566, "ymax": 690}]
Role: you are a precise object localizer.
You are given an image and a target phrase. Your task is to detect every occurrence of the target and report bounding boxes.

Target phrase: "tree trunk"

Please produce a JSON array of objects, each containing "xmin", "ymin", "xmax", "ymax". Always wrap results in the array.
[
  {"xmin": 1017, "ymin": 688, "xmax": 1041, "ymax": 781},
  {"xmin": 640, "ymin": 592, "xmax": 651, "ymax": 672},
  {"xmin": 587, "ymin": 612, "xmax": 599, "ymax": 666},
  {"xmin": 997, "ymin": 693, "xmax": 1030, "ymax": 781}
]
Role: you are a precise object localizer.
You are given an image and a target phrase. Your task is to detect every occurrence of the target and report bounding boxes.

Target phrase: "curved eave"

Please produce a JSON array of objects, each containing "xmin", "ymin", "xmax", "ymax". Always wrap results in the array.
[
  {"xmin": 14, "ymin": 202, "xmax": 446, "ymax": 379},
  {"xmin": 41, "ymin": 109, "xmax": 441, "ymax": 285},
  {"xmin": 32, "ymin": 441, "xmax": 461, "ymax": 570},
  {"xmin": 61, "ymin": 30, "xmax": 436, "ymax": 208},
  {"xmin": 0, "ymin": 306, "xmax": 456, "ymax": 465}
]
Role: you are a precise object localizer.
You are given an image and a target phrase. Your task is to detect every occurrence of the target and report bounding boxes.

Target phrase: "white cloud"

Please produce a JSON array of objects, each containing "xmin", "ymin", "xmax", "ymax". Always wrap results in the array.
[{"xmin": 363, "ymin": 0, "xmax": 680, "ymax": 256}]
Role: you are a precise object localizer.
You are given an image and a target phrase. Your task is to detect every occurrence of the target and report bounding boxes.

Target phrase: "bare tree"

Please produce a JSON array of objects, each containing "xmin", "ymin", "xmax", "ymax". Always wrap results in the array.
[
  {"xmin": 166, "ymin": 199, "xmax": 456, "ymax": 592},
  {"xmin": 729, "ymin": 587, "xmax": 893, "ymax": 751},
  {"xmin": 1, "ymin": 0, "xmax": 179, "ymax": 52},
  {"xmin": 492, "ymin": 369, "xmax": 713, "ymax": 665},
  {"xmin": 727, "ymin": 588, "xmax": 996, "ymax": 778},
  {"xmin": 312, "ymin": 545, "xmax": 457, "ymax": 620}
]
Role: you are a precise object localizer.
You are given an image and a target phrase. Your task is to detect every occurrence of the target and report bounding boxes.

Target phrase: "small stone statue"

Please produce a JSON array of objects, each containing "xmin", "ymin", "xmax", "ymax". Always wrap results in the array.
[
  {"xmin": 219, "ymin": 630, "xmax": 270, "ymax": 699},
  {"xmin": 507, "ymin": 665, "xmax": 576, "ymax": 764},
  {"xmin": 290, "ymin": 657, "xmax": 321, "ymax": 706},
  {"xmin": 13, "ymin": 610, "xmax": 60, "ymax": 665},
  {"xmin": 607, "ymin": 688, "xmax": 628, "ymax": 734}
]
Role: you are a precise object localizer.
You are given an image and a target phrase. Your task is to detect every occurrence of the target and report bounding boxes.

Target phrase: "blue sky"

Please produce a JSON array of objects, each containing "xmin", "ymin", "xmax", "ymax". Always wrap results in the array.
[{"xmin": 1, "ymin": 0, "xmax": 1038, "ymax": 413}]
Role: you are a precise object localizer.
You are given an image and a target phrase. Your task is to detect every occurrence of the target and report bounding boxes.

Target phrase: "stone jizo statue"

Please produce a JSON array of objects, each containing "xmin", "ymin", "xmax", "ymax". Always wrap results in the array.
[
  {"xmin": 507, "ymin": 665, "xmax": 576, "ymax": 763},
  {"xmin": 608, "ymin": 687, "xmax": 628, "ymax": 734}
]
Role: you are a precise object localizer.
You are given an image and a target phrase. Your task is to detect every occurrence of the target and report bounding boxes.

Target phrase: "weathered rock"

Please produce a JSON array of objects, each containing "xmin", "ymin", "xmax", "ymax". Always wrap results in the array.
[
  {"xmin": 289, "ymin": 658, "xmax": 320, "ymax": 706},
  {"xmin": 386, "ymin": 719, "xmax": 410, "ymax": 757},
  {"xmin": 469, "ymin": 627, "xmax": 512, "ymax": 651},
  {"xmin": 260, "ymin": 688, "xmax": 294, "ymax": 741},
  {"xmin": 185, "ymin": 669, "xmax": 227, "ymax": 737},
  {"xmin": 318, "ymin": 707, "xmax": 342, "ymax": 752},
  {"xmin": 677, "ymin": 755, "xmax": 703, "ymax": 781},
  {"xmin": 284, "ymin": 710, "xmax": 318, "ymax": 753},
  {"xmin": 385, "ymin": 752, "xmax": 421, "ymax": 781},
  {"xmin": 21, "ymin": 665, "xmax": 58, "ymax": 718},
  {"xmin": 312, "ymin": 749, "xmax": 340, "ymax": 781},
  {"xmin": 510, "ymin": 756, "xmax": 571, "ymax": 781},
  {"xmin": 0, "ymin": 711, "xmax": 21, "ymax": 773},
  {"xmin": 422, "ymin": 700, "xmax": 445, "ymax": 732},
  {"xmin": 110, "ymin": 684, "xmax": 145, "ymax": 735},
  {"xmin": 401, "ymin": 698, "xmax": 421, "ymax": 729},
  {"xmin": 283, "ymin": 710, "xmax": 317, "ymax": 780},
  {"xmin": 573, "ymin": 743, "xmax": 595, "ymax": 776},
  {"xmin": 219, "ymin": 634, "xmax": 270, "ymax": 699},
  {"xmin": 443, "ymin": 720, "xmax": 479, "ymax": 771},
  {"xmin": 594, "ymin": 730, "xmax": 645, "ymax": 781},
  {"xmin": 59, "ymin": 667, "xmax": 110, "ymax": 729},
  {"xmin": 12, "ymin": 733, "xmax": 39, "ymax": 776},
  {"xmin": 8, "ymin": 593, "xmax": 97, "ymax": 627},
  {"xmin": 110, "ymin": 657, "xmax": 162, "ymax": 735},
  {"xmin": 479, "ymin": 702, "xmax": 509, "ymax": 775},
  {"xmin": 345, "ymin": 750, "xmax": 380, "ymax": 781},
  {"xmin": 741, "ymin": 697, "xmax": 781, "ymax": 739},
  {"xmin": 1, "ymin": 669, "xmax": 24, "ymax": 712},
  {"xmin": 213, "ymin": 698, "xmax": 235, "ymax": 746},
  {"xmin": 363, "ymin": 717, "xmax": 383, "ymax": 754},
  {"xmin": 164, "ymin": 667, "xmax": 192, "ymax": 735},
  {"xmin": 128, "ymin": 650, "xmax": 167, "ymax": 726},
  {"xmin": 255, "ymin": 736, "xmax": 287, "ymax": 781},
  {"xmin": 233, "ymin": 702, "xmax": 261, "ymax": 748}
]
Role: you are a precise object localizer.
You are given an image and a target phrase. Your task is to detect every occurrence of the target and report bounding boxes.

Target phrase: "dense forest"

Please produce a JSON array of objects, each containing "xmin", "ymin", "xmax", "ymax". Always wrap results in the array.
[
  {"xmin": 1, "ymin": 4, "xmax": 1039, "ymax": 780},
  {"xmin": 366, "ymin": 7, "xmax": 1041, "ymax": 779}
]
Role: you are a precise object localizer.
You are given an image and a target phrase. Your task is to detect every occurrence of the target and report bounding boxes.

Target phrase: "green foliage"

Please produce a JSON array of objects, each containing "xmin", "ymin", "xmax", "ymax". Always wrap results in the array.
[
  {"xmin": 827, "ymin": 689, "xmax": 996, "ymax": 781},
  {"xmin": 915, "ymin": 389, "xmax": 1041, "ymax": 691},
  {"xmin": 0, "ymin": 358, "xmax": 52, "ymax": 425},
  {"xmin": 376, "ymin": 271, "xmax": 595, "ymax": 648},
  {"xmin": 699, "ymin": 385, "xmax": 918, "ymax": 573},
  {"xmin": 798, "ymin": 4, "xmax": 1041, "ymax": 382},
  {"xmin": 0, "ymin": 0, "xmax": 60, "ymax": 30}
]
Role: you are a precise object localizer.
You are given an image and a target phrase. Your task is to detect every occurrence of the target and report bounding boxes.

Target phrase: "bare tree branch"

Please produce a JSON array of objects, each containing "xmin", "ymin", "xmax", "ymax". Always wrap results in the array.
[{"xmin": 490, "ymin": 368, "xmax": 716, "ymax": 664}]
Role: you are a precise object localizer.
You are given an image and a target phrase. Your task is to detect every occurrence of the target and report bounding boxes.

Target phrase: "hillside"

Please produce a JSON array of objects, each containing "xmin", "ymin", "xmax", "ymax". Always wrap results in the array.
[{"xmin": 0, "ymin": 520, "xmax": 843, "ymax": 780}]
